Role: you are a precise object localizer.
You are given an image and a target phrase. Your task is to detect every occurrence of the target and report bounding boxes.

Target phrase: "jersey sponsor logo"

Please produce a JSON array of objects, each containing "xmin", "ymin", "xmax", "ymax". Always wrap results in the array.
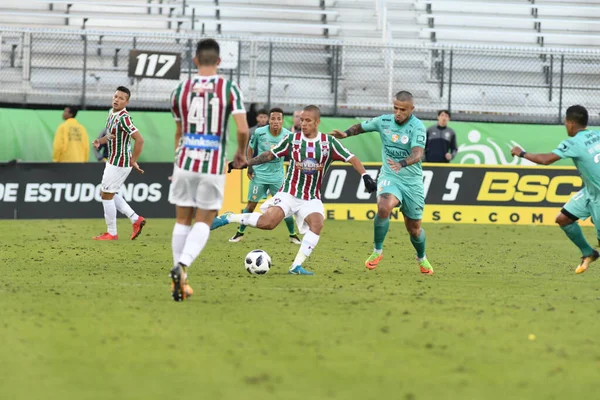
[
  {"xmin": 400, "ymin": 135, "xmax": 409, "ymax": 144},
  {"xmin": 193, "ymin": 82, "xmax": 214, "ymax": 94},
  {"xmin": 385, "ymin": 147, "xmax": 410, "ymax": 159},
  {"xmin": 296, "ymin": 157, "xmax": 323, "ymax": 175},
  {"xmin": 416, "ymin": 135, "xmax": 426, "ymax": 145},
  {"xmin": 182, "ymin": 134, "xmax": 220, "ymax": 150},
  {"xmin": 391, "ymin": 134, "xmax": 399, "ymax": 143}
]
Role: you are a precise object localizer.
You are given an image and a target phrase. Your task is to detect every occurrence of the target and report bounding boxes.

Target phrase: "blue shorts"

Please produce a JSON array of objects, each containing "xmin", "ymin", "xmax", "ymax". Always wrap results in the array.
[
  {"xmin": 377, "ymin": 173, "xmax": 424, "ymax": 220},
  {"xmin": 563, "ymin": 189, "xmax": 600, "ymax": 238}
]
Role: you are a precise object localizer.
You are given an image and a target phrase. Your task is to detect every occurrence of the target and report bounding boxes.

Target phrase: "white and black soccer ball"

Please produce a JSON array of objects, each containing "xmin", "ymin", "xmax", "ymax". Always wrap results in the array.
[{"xmin": 245, "ymin": 249, "xmax": 272, "ymax": 275}]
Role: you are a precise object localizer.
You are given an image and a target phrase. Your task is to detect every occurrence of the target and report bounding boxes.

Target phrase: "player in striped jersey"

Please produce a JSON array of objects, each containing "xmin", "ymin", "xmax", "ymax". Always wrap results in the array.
[
  {"xmin": 92, "ymin": 86, "xmax": 146, "ymax": 241},
  {"xmin": 168, "ymin": 38, "xmax": 249, "ymax": 301},
  {"xmin": 211, "ymin": 105, "xmax": 377, "ymax": 275}
]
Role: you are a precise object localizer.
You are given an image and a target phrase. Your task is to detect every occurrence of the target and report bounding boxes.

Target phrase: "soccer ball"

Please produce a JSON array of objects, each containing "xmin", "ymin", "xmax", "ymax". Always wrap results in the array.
[{"xmin": 245, "ymin": 249, "xmax": 272, "ymax": 275}]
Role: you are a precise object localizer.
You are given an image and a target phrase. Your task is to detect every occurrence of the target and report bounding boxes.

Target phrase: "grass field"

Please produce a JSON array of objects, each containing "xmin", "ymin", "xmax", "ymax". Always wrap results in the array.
[{"xmin": 1, "ymin": 219, "xmax": 600, "ymax": 400}]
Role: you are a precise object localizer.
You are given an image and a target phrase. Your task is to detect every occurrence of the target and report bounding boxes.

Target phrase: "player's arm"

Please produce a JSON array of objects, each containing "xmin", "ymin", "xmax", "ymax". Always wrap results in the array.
[
  {"xmin": 246, "ymin": 136, "xmax": 255, "ymax": 179},
  {"xmin": 510, "ymin": 146, "xmax": 561, "ymax": 165},
  {"xmin": 387, "ymin": 147, "xmax": 425, "ymax": 172},
  {"xmin": 330, "ymin": 123, "xmax": 366, "ymax": 139},
  {"xmin": 130, "ymin": 130, "xmax": 145, "ymax": 174},
  {"xmin": 93, "ymin": 134, "xmax": 109, "ymax": 149},
  {"xmin": 232, "ymin": 113, "xmax": 250, "ymax": 169},
  {"xmin": 330, "ymin": 136, "xmax": 376, "ymax": 193},
  {"xmin": 174, "ymin": 121, "xmax": 182, "ymax": 151}
]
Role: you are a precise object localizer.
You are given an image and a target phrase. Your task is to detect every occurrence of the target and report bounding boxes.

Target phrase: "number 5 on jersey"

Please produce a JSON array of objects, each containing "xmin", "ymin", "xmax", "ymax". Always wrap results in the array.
[{"xmin": 188, "ymin": 97, "xmax": 220, "ymax": 134}]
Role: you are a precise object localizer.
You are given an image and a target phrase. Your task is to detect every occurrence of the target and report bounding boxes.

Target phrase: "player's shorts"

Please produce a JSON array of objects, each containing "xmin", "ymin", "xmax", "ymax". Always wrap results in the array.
[
  {"xmin": 247, "ymin": 180, "xmax": 281, "ymax": 202},
  {"xmin": 377, "ymin": 172, "xmax": 425, "ymax": 220},
  {"xmin": 563, "ymin": 189, "xmax": 600, "ymax": 237},
  {"xmin": 101, "ymin": 163, "xmax": 132, "ymax": 193},
  {"xmin": 168, "ymin": 165, "xmax": 226, "ymax": 210},
  {"xmin": 260, "ymin": 191, "xmax": 324, "ymax": 235}
]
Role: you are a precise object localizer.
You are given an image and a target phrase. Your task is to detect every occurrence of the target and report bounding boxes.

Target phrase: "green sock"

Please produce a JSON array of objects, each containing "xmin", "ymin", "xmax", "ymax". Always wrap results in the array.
[
  {"xmin": 561, "ymin": 223, "xmax": 594, "ymax": 256},
  {"xmin": 238, "ymin": 207, "xmax": 251, "ymax": 233},
  {"xmin": 410, "ymin": 228, "xmax": 426, "ymax": 259},
  {"xmin": 374, "ymin": 215, "xmax": 390, "ymax": 251},
  {"xmin": 284, "ymin": 216, "xmax": 296, "ymax": 235}
]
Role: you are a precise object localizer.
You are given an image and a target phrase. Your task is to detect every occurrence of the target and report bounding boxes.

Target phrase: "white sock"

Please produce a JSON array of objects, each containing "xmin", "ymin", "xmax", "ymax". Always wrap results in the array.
[
  {"xmin": 178, "ymin": 222, "xmax": 210, "ymax": 267},
  {"xmin": 292, "ymin": 231, "xmax": 320, "ymax": 267},
  {"xmin": 172, "ymin": 223, "xmax": 192, "ymax": 266},
  {"xmin": 228, "ymin": 212, "xmax": 261, "ymax": 227},
  {"xmin": 374, "ymin": 248, "xmax": 383, "ymax": 255},
  {"xmin": 102, "ymin": 199, "xmax": 117, "ymax": 235},
  {"xmin": 114, "ymin": 193, "xmax": 138, "ymax": 223}
]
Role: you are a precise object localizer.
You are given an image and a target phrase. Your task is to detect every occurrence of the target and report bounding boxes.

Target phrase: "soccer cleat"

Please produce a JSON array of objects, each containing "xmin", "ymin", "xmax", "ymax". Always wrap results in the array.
[
  {"xmin": 419, "ymin": 257, "xmax": 434, "ymax": 275},
  {"xmin": 229, "ymin": 231, "xmax": 244, "ymax": 242},
  {"xmin": 131, "ymin": 216, "xmax": 146, "ymax": 240},
  {"xmin": 170, "ymin": 263, "xmax": 188, "ymax": 302},
  {"xmin": 210, "ymin": 211, "xmax": 233, "ymax": 231},
  {"xmin": 365, "ymin": 251, "xmax": 383, "ymax": 270},
  {"xmin": 288, "ymin": 265, "xmax": 314, "ymax": 275},
  {"xmin": 289, "ymin": 234, "xmax": 302, "ymax": 245},
  {"xmin": 93, "ymin": 232, "xmax": 118, "ymax": 240},
  {"xmin": 575, "ymin": 250, "xmax": 599, "ymax": 274}
]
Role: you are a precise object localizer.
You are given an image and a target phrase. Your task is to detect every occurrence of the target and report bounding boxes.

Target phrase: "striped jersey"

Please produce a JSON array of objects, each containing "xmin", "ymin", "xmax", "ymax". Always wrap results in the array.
[
  {"xmin": 270, "ymin": 132, "xmax": 354, "ymax": 200},
  {"xmin": 170, "ymin": 74, "xmax": 245, "ymax": 175},
  {"xmin": 105, "ymin": 108, "xmax": 138, "ymax": 168}
]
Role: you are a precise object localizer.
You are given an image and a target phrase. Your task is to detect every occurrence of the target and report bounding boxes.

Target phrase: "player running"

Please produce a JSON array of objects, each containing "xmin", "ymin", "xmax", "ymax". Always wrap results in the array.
[
  {"xmin": 511, "ymin": 105, "xmax": 600, "ymax": 274},
  {"xmin": 92, "ymin": 86, "xmax": 146, "ymax": 241},
  {"xmin": 168, "ymin": 38, "xmax": 249, "ymax": 301},
  {"xmin": 211, "ymin": 105, "xmax": 377, "ymax": 275},
  {"xmin": 229, "ymin": 107, "xmax": 302, "ymax": 244},
  {"xmin": 331, "ymin": 91, "xmax": 434, "ymax": 275}
]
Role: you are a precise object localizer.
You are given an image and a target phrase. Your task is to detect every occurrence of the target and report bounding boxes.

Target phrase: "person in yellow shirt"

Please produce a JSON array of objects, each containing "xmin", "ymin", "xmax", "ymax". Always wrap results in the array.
[{"xmin": 52, "ymin": 106, "xmax": 90, "ymax": 162}]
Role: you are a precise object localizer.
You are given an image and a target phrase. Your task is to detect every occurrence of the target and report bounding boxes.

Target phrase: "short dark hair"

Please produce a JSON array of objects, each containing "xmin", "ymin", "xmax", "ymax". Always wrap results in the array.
[
  {"xmin": 566, "ymin": 105, "xmax": 588, "ymax": 127},
  {"xmin": 196, "ymin": 38, "xmax": 220, "ymax": 66},
  {"xmin": 303, "ymin": 105, "xmax": 321, "ymax": 118},
  {"xmin": 438, "ymin": 109, "xmax": 451, "ymax": 118},
  {"xmin": 66, "ymin": 106, "xmax": 79, "ymax": 118},
  {"xmin": 116, "ymin": 86, "xmax": 131, "ymax": 99},
  {"xmin": 269, "ymin": 107, "xmax": 284, "ymax": 116},
  {"xmin": 395, "ymin": 91, "xmax": 414, "ymax": 102},
  {"xmin": 257, "ymin": 108, "xmax": 269, "ymax": 116}
]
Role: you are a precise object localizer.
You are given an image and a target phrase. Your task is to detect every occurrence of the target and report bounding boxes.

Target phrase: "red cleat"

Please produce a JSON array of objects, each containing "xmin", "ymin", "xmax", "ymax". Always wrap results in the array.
[
  {"xmin": 93, "ymin": 232, "xmax": 118, "ymax": 240},
  {"xmin": 131, "ymin": 216, "xmax": 146, "ymax": 240}
]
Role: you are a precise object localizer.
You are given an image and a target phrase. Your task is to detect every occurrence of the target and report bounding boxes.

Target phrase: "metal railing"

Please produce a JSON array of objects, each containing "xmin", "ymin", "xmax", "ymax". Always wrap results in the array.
[{"xmin": 2, "ymin": 26, "xmax": 600, "ymax": 124}]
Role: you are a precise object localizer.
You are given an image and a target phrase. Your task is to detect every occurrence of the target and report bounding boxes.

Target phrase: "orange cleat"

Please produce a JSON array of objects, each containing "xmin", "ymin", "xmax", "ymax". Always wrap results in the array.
[
  {"xmin": 131, "ymin": 216, "xmax": 146, "ymax": 240},
  {"xmin": 93, "ymin": 232, "xmax": 118, "ymax": 240},
  {"xmin": 365, "ymin": 251, "xmax": 383, "ymax": 270},
  {"xmin": 575, "ymin": 250, "xmax": 599, "ymax": 274}
]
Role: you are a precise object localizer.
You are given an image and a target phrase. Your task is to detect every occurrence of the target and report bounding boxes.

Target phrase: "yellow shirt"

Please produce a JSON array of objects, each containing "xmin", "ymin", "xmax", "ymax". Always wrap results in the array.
[{"xmin": 52, "ymin": 118, "xmax": 90, "ymax": 162}]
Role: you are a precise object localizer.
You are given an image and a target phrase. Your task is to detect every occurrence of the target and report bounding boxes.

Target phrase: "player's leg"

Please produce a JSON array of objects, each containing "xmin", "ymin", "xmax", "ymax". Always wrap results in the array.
[
  {"xmin": 365, "ymin": 176, "xmax": 401, "ymax": 269},
  {"xmin": 267, "ymin": 183, "xmax": 301, "ymax": 244},
  {"xmin": 400, "ymin": 185, "xmax": 432, "ymax": 275},
  {"xmin": 211, "ymin": 192, "xmax": 290, "ymax": 231},
  {"xmin": 113, "ymin": 193, "xmax": 146, "ymax": 240},
  {"xmin": 94, "ymin": 164, "xmax": 127, "ymax": 240},
  {"xmin": 230, "ymin": 200, "xmax": 259, "ymax": 242},
  {"xmin": 289, "ymin": 199, "xmax": 325, "ymax": 275},
  {"xmin": 557, "ymin": 190, "xmax": 597, "ymax": 273}
]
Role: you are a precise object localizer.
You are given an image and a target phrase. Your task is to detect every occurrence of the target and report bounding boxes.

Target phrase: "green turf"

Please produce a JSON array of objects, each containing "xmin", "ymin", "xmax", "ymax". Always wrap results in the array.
[{"xmin": 1, "ymin": 219, "xmax": 600, "ymax": 400}]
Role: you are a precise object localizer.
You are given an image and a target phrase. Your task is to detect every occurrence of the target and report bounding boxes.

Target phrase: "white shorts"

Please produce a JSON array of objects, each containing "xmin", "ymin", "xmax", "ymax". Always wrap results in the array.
[
  {"xmin": 168, "ymin": 165, "xmax": 226, "ymax": 210},
  {"xmin": 101, "ymin": 163, "xmax": 132, "ymax": 193},
  {"xmin": 260, "ymin": 191, "xmax": 324, "ymax": 235}
]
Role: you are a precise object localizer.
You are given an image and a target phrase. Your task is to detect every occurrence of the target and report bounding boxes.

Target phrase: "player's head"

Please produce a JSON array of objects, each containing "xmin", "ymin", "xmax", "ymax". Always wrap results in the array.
[
  {"xmin": 301, "ymin": 105, "xmax": 320, "ymax": 135},
  {"xmin": 195, "ymin": 38, "xmax": 220, "ymax": 68},
  {"xmin": 268, "ymin": 107, "xmax": 284, "ymax": 132},
  {"xmin": 293, "ymin": 110, "xmax": 302, "ymax": 128},
  {"xmin": 437, "ymin": 109, "xmax": 450, "ymax": 127},
  {"xmin": 565, "ymin": 105, "xmax": 588, "ymax": 136},
  {"xmin": 113, "ymin": 86, "xmax": 130, "ymax": 111},
  {"xmin": 393, "ymin": 91, "xmax": 415, "ymax": 125},
  {"xmin": 62, "ymin": 106, "xmax": 78, "ymax": 120},
  {"xmin": 256, "ymin": 108, "xmax": 269, "ymax": 127}
]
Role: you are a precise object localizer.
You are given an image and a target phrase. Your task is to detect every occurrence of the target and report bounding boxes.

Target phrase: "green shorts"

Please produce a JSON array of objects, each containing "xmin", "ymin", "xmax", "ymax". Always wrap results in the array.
[
  {"xmin": 377, "ymin": 173, "xmax": 425, "ymax": 220},
  {"xmin": 563, "ymin": 189, "xmax": 600, "ymax": 238},
  {"xmin": 247, "ymin": 180, "xmax": 282, "ymax": 202}
]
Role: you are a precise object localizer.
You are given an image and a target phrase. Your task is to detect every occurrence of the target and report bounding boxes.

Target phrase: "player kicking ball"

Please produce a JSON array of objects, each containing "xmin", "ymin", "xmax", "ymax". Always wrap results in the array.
[
  {"xmin": 331, "ymin": 91, "xmax": 434, "ymax": 274},
  {"xmin": 92, "ymin": 86, "xmax": 146, "ymax": 241},
  {"xmin": 229, "ymin": 107, "xmax": 302, "ymax": 244},
  {"xmin": 211, "ymin": 105, "xmax": 377, "ymax": 275},
  {"xmin": 511, "ymin": 105, "xmax": 600, "ymax": 274}
]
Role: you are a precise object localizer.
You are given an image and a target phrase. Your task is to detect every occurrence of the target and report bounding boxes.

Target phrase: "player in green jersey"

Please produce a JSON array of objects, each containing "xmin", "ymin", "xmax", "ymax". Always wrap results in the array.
[
  {"xmin": 511, "ymin": 105, "xmax": 600, "ymax": 274},
  {"xmin": 229, "ymin": 107, "xmax": 301, "ymax": 244},
  {"xmin": 331, "ymin": 91, "xmax": 434, "ymax": 275}
]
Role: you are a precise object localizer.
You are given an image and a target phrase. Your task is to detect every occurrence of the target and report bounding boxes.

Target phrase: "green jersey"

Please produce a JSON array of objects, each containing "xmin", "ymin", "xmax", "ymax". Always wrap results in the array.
[
  {"xmin": 250, "ymin": 126, "xmax": 291, "ymax": 184},
  {"xmin": 361, "ymin": 114, "xmax": 426, "ymax": 183},
  {"xmin": 552, "ymin": 129, "xmax": 600, "ymax": 202}
]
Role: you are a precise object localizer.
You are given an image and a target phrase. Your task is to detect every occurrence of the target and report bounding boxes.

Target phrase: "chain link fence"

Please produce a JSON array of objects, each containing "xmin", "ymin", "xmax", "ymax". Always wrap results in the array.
[{"xmin": 2, "ymin": 26, "xmax": 600, "ymax": 124}]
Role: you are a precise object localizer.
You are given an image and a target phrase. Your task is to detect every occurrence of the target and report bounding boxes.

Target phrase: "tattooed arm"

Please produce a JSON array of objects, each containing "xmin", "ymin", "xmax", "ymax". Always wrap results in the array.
[
  {"xmin": 330, "ymin": 123, "xmax": 365, "ymax": 139},
  {"xmin": 248, "ymin": 151, "xmax": 275, "ymax": 166},
  {"xmin": 387, "ymin": 147, "xmax": 424, "ymax": 172}
]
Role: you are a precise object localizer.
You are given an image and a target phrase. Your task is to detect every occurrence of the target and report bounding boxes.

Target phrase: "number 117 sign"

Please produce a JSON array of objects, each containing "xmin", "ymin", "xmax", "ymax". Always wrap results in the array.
[{"xmin": 128, "ymin": 50, "xmax": 181, "ymax": 80}]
